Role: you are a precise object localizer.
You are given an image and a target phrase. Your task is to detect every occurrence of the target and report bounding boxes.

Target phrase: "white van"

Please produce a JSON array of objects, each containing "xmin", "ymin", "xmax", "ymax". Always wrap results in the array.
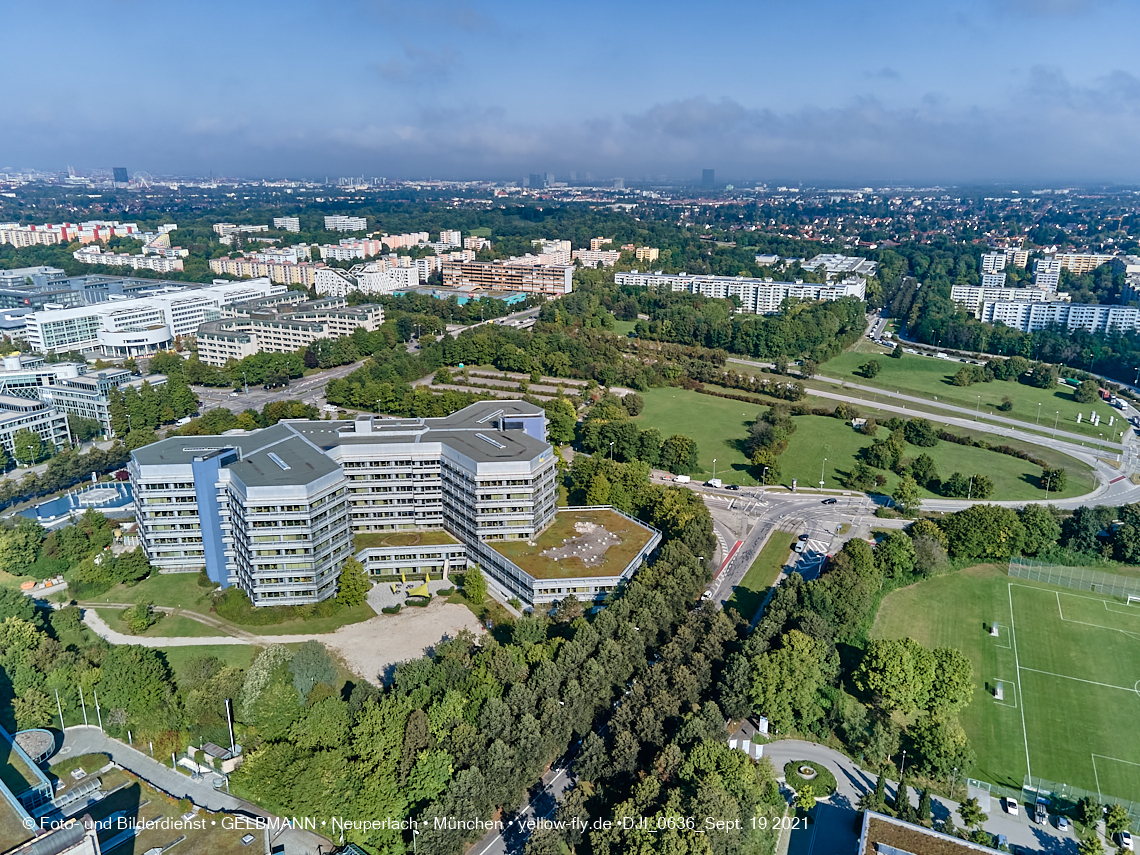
[
  {"xmin": 706, "ymin": 478, "xmax": 723, "ymax": 488},
  {"xmin": 674, "ymin": 475, "xmax": 691, "ymax": 484}
]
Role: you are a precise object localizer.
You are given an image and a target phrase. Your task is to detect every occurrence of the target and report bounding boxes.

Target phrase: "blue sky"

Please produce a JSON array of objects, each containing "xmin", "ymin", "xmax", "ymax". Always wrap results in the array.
[{"xmin": 4, "ymin": 0, "xmax": 1140, "ymax": 182}]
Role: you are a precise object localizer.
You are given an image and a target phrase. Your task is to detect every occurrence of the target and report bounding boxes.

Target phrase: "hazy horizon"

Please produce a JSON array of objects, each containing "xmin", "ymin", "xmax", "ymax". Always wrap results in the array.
[{"xmin": 6, "ymin": 0, "xmax": 1140, "ymax": 184}]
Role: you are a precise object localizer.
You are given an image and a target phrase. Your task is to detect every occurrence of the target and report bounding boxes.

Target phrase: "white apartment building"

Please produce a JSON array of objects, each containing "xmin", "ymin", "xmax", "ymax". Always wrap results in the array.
[
  {"xmin": 1034, "ymin": 258, "xmax": 1062, "ymax": 290},
  {"xmin": 439, "ymin": 230, "xmax": 462, "ymax": 247},
  {"xmin": 273, "ymin": 217, "xmax": 301, "ymax": 232},
  {"xmin": 949, "ymin": 284, "xmax": 1066, "ymax": 317},
  {"xmin": 73, "ymin": 246, "xmax": 184, "ymax": 273},
  {"xmin": 572, "ymin": 249, "xmax": 621, "ymax": 268},
  {"xmin": 980, "ymin": 272, "xmax": 1007, "ymax": 288},
  {"xmin": 0, "ymin": 220, "xmax": 139, "ymax": 248},
  {"xmin": 529, "ymin": 240, "xmax": 572, "ymax": 266},
  {"xmin": 324, "ymin": 215, "xmax": 367, "ymax": 232},
  {"xmin": 981, "ymin": 300, "xmax": 1140, "ymax": 334},
  {"xmin": 213, "ymin": 223, "xmax": 268, "ymax": 237},
  {"xmin": 464, "ymin": 236, "xmax": 491, "ymax": 251},
  {"xmin": 26, "ymin": 279, "xmax": 285, "ymax": 355},
  {"xmin": 614, "ymin": 270, "xmax": 866, "ymax": 314},
  {"xmin": 589, "ymin": 237, "xmax": 613, "ymax": 251},
  {"xmin": 981, "ymin": 253, "xmax": 1007, "ymax": 273},
  {"xmin": 313, "ymin": 264, "xmax": 418, "ymax": 298}
]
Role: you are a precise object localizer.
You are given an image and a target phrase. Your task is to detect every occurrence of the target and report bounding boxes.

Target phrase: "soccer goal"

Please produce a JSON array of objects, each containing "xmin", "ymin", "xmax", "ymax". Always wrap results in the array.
[{"xmin": 1127, "ymin": 596, "xmax": 1140, "ymax": 607}]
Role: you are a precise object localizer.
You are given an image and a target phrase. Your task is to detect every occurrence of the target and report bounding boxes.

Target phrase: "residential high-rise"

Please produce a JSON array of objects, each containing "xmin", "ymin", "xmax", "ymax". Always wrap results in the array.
[
  {"xmin": 615, "ymin": 271, "xmax": 865, "ymax": 314},
  {"xmin": 113, "ymin": 167, "xmax": 129, "ymax": 186},
  {"xmin": 324, "ymin": 215, "xmax": 367, "ymax": 232},
  {"xmin": 273, "ymin": 216, "xmax": 301, "ymax": 232},
  {"xmin": 702, "ymin": 169, "xmax": 715, "ymax": 188},
  {"xmin": 981, "ymin": 253, "xmax": 1007, "ymax": 274},
  {"xmin": 1034, "ymin": 258, "xmax": 1062, "ymax": 290}
]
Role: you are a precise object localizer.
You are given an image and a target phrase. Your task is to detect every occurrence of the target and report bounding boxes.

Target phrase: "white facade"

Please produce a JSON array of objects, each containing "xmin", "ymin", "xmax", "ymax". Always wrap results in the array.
[
  {"xmin": 273, "ymin": 216, "xmax": 301, "ymax": 232},
  {"xmin": 981, "ymin": 253, "xmax": 1007, "ymax": 274},
  {"xmin": 614, "ymin": 270, "xmax": 865, "ymax": 314},
  {"xmin": 1034, "ymin": 258, "xmax": 1062, "ymax": 290},
  {"xmin": 572, "ymin": 249, "xmax": 621, "ymax": 268},
  {"xmin": 26, "ymin": 279, "xmax": 285, "ymax": 355},
  {"xmin": 805, "ymin": 253, "xmax": 879, "ymax": 279},
  {"xmin": 950, "ymin": 284, "xmax": 1066, "ymax": 317},
  {"xmin": 439, "ymin": 230, "xmax": 462, "ymax": 247},
  {"xmin": 980, "ymin": 272, "xmax": 1007, "ymax": 288},
  {"xmin": 313, "ymin": 263, "xmax": 418, "ymax": 297},
  {"xmin": 324, "ymin": 215, "xmax": 367, "ymax": 232},
  {"xmin": 981, "ymin": 300, "xmax": 1140, "ymax": 333},
  {"xmin": 73, "ymin": 245, "xmax": 184, "ymax": 273}
]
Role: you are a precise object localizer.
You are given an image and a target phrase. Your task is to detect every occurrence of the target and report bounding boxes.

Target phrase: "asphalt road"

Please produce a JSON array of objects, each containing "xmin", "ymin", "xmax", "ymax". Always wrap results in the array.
[{"xmin": 192, "ymin": 358, "xmax": 367, "ymax": 414}]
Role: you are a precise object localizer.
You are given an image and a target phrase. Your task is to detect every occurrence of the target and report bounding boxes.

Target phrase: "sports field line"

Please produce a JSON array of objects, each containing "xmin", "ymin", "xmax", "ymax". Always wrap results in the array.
[
  {"xmin": 1019, "ymin": 666, "xmax": 1140, "ymax": 694},
  {"xmin": 1091, "ymin": 754, "xmax": 1140, "ymax": 803},
  {"xmin": 1007, "ymin": 584, "xmax": 1032, "ymax": 780},
  {"xmin": 992, "ymin": 676, "xmax": 1018, "ymax": 709},
  {"xmin": 1011, "ymin": 584, "xmax": 1140, "ymax": 641}
]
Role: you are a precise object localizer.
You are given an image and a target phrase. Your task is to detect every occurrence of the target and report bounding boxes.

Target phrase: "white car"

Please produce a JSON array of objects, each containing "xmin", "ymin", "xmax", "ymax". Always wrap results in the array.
[
  {"xmin": 1119, "ymin": 831, "xmax": 1133, "ymax": 852},
  {"xmin": 1005, "ymin": 798, "xmax": 1019, "ymax": 816}
]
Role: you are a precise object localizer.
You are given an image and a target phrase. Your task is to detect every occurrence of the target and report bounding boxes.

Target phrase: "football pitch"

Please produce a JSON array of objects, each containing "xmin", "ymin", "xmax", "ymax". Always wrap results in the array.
[{"xmin": 872, "ymin": 565, "xmax": 1140, "ymax": 802}]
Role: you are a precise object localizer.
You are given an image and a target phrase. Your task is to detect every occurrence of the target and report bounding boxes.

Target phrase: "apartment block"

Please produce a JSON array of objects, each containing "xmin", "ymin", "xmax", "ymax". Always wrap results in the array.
[
  {"xmin": 949, "ymin": 284, "xmax": 1066, "ymax": 317},
  {"xmin": 980, "ymin": 272, "xmax": 1007, "ymax": 288},
  {"xmin": 318, "ymin": 239, "xmax": 385, "ymax": 261},
  {"xmin": 380, "ymin": 232, "xmax": 429, "ymax": 250},
  {"xmin": 980, "ymin": 300, "xmax": 1140, "ymax": 334},
  {"xmin": 572, "ymin": 249, "xmax": 621, "ymax": 268},
  {"xmin": 213, "ymin": 223, "xmax": 268, "ymax": 237},
  {"xmin": 0, "ymin": 396, "xmax": 70, "ymax": 460},
  {"xmin": 442, "ymin": 260, "xmax": 574, "ymax": 296},
  {"xmin": 528, "ymin": 240, "xmax": 572, "ymax": 266},
  {"xmin": 273, "ymin": 217, "xmax": 301, "ymax": 232},
  {"xmin": 439, "ymin": 230, "xmax": 462, "ymax": 247},
  {"xmin": 1034, "ymin": 258, "xmax": 1063, "ymax": 290},
  {"xmin": 313, "ymin": 263, "xmax": 418, "ymax": 298},
  {"xmin": 614, "ymin": 270, "xmax": 865, "ymax": 314},
  {"xmin": 589, "ymin": 237, "xmax": 613, "ymax": 251},
  {"xmin": 0, "ymin": 220, "xmax": 140, "ymax": 248},
  {"xmin": 129, "ymin": 401, "xmax": 656, "ymax": 607},
  {"xmin": 208, "ymin": 256, "xmax": 323, "ymax": 287},
  {"xmin": 981, "ymin": 253, "xmax": 1007, "ymax": 273},
  {"xmin": 464, "ymin": 236, "xmax": 491, "ymax": 251},
  {"xmin": 635, "ymin": 247, "xmax": 660, "ymax": 262},
  {"xmin": 73, "ymin": 246, "xmax": 184, "ymax": 273},
  {"xmin": 196, "ymin": 296, "xmax": 384, "ymax": 366},
  {"xmin": 1056, "ymin": 253, "xmax": 1116, "ymax": 274},
  {"xmin": 1005, "ymin": 248, "xmax": 1030, "ymax": 268},
  {"xmin": 324, "ymin": 215, "xmax": 367, "ymax": 232}
]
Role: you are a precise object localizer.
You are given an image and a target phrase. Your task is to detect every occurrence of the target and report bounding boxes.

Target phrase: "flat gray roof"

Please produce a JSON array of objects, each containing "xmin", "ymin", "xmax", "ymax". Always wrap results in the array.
[{"xmin": 227, "ymin": 433, "xmax": 342, "ymax": 488}]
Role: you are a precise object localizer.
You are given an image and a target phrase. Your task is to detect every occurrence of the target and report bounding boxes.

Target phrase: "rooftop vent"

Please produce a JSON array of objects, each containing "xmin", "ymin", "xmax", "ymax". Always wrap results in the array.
[
  {"xmin": 267, "ymin": 452, "xmax": 291, "ymax": 470},
  {"xmin": 476, "ymin": 408, "xmax": 505, "ymax": 424},
  {"xmin": 476, "ymin": 433, "xmax": 506, "ymax": 449}
]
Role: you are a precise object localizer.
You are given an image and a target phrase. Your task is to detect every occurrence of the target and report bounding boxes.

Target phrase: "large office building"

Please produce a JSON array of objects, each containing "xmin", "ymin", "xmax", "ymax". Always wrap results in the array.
[
  {"xmin": 25, "ymin": 279, "xmax": 285, "ymax": 356},
  {"xmin": 442, "ymin": 260, "xmax": 574, "ymax": 296},
  {"xmin": 0, "ymin": 395, "xmax": 70, "ymax": 460},
  {"xmin": 614, "ymin": 270, "xmax": 866, "ymax": 314},
  {"xmin": 981, "ymin": 300, "xmax": 1140, "ymax": 333},
  {"xmin": 804, "ymin": 253, "xmax": 879, "ymax": 279},
  {"xmin": 949, "ymin": 283, "xmax": 1067, "ymax": 317},
  {"xmin": 196, "ymin": 295, "xmax": 384, "ymax": 366},
  {"xmin": 130, "ymin": 401, "xmax": 658, "ymax": 607}
]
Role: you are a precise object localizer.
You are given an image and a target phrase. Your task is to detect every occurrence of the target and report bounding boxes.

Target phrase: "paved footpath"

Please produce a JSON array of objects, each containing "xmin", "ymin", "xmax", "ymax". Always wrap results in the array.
[{"xmin": 55, "ymin": 725, "xmax": 331, "ymax": 854}]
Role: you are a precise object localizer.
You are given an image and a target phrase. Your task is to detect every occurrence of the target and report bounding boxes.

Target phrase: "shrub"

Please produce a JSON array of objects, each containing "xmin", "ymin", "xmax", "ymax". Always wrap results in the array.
[
  {"xmin": 405, "ymin": 597, "xmax": 431, "ymax": 608},
  {"xmin": 783, "ymin": 761, "xmax": 837, "ymax": 796},
  {"xmin": 381, "ymin": 605, "xmax": 402, "ymax": 615}
]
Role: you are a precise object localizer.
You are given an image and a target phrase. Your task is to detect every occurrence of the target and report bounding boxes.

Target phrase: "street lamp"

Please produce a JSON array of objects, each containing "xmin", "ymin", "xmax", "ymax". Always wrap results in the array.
[
  {"xmin": 820, "ymin": 457, "xmax": 827, "ymax": 491},
  {"xmin": 1037, "ymin": 402, "xmax": 1042, "ymax": 425},
  {"xmin": 125, "ymin": 413, "xmax": 132, "ymax": 436},
  {"xmin": 1134, "ymin": 366, "xmax": 1139, "ymax": 387},
  {"xmin": 975, "ymin": 395, "xmax": 981, "ymax": 421},
  {"xmin": 242, "ymin": 371, "xmax": 248, "ymax": 394},
  {"xmin": 712, "ymin": 458, "xmax": 717, "ymax": 480},
  {"xmin": 761, "ymin": 465, "xmax": 769, "ymax": 498},
  {"xmin": 609, "ymin": 441, "xmax": 614, "ymax": 462},
  {"xmin": 1054, "ymin": 411, "xmax": 1060, "ymax": 437}
]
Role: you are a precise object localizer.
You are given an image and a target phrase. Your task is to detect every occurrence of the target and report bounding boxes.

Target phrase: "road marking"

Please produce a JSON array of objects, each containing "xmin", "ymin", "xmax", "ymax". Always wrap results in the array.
[{"xmin": 1007, "ymin": 584, "xmax": 1033, "ymax": 780}]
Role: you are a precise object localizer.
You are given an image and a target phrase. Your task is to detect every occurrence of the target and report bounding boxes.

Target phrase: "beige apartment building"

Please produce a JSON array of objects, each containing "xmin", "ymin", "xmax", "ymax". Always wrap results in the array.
[
  {"xmin": 442, "ymin": 260, "xmax": 573, "ymax": 295},
  {"xmin": 209, "ymin": 256, "xmax": 324, "ymax": 287}
]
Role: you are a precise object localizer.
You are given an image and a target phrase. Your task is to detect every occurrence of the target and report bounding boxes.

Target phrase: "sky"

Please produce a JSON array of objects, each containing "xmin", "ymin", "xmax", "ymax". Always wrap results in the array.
[{"xmin": 5, "ymin": 0, "xmax": 1140, "ymax": 183}]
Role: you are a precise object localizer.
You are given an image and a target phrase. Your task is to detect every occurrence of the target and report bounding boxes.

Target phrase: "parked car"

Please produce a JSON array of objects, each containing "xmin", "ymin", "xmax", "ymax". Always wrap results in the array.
[
  {"xmin": 1034, "ymin": 799, "xmax": 1047, "ymax": 824},
  {"xmin": 1118, "ymin": 831, "xmax": 1133, "ymax": 852},
  {"xmin": 1056, "ymin": 816, "xmax": 1069, "ymax": 832},
  {"xmin": 1005, "ymin": 798, "xmax": 1019, "ymax": 816}
]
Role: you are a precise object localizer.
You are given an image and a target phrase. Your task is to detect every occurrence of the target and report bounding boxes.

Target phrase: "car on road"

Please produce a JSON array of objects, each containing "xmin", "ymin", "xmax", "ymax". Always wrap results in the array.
[
  {"xmin": 821, "ymin": 498, "xmax": 838, "ymax": 504},
  {"xmin": 1119, "ymin": 831, "xmax": 1133, "ymax": 852},
  {"xmin": 701, "ymin": 591, "xmax": 713, "ymax": 601},
  {"xmin": 726, "ymin": 484, "xmax": 740, "ymax": 491},
  {"xmin": 1005, "ymin": 798, "xmax": 1019, "ymax": 816},
  {"xmin": 794, "ymin": 541, "xmax": 806, "ymax": 553}
]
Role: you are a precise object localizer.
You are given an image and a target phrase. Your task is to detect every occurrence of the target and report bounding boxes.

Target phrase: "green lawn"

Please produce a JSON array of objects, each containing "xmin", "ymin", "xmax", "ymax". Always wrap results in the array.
[
  {"xmin": 636, "ymin": 387, "xmax": 1094, "ymax": 500},
  {"xmin": 96, "ymin": 608, "xmax": 221, "ymax": 638},
  {"xmin": 873, "ymin": 565, "xmax": 1140, "ymax": 801},
  {"xmin": 819, "ymin": 352, "xmax": 1124, "ymax": 443},
  {"xmin": 724, "ymin": 535, "xmax": 795, "ymax": 621},
  {"xmin": 611, "ymin": 318, "xmax": 639, "ymax": 336},
  {"xmin": 158, "ymin": 645, "xmax": 259, "ymax": 683},
  {"xmin": 89, "ymin": 573, "xmax": 376, "ymax": 636}
]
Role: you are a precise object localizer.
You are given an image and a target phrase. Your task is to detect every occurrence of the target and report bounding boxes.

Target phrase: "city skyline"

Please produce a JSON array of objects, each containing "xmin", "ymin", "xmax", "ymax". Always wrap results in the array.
[{"xmin": 5, "ymin": 0, "xmax": 1140, "ymax": 182}]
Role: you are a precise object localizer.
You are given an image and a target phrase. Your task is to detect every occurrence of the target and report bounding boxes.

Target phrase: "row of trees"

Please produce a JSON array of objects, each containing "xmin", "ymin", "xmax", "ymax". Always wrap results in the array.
[{"xmin": 577, "ymin": 393, "xmax": 701, "ymax": 474}]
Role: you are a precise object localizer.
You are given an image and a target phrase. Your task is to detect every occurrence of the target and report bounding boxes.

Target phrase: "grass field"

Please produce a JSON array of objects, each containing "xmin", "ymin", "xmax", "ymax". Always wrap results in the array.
[
  {"xmin": 820, "ymin": 351, "xmax": 1124, "ymax": 442},
  {"xmin": 157, "ymin": 645, "xmax": 259, "ymax": 683},
  {"xmin": 724, "ymin": 535, "xmax": 795, "ymax": 621},
  {"xmin": 95, "ymin": 608, "xmax": 220, "ymax": 638},
  {"xmin": 873, "ymin": 565, "xmax": 1140, "ymax": 801},
  {"xmin": 635, "ymin": 387, "xmax": 1094, "ymax": 499},
  {"xmin": 611, "ymin": 319, "xmax": 639, "ymax": 336}
]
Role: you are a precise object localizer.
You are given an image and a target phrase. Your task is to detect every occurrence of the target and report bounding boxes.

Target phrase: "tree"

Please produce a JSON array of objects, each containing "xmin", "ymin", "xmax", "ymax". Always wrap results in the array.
[
  {"xmin": 795, "ymin": 784, "xmax": 816, "ymax": 814},
  {"xmin": 1074, "ymin": 379, "xmax": 1101, "ymax": 403},
  {"xmin": 124, "ymin": 601, "xmax": 162, "ymax": 635},
  {"xmin": 928, "ymin": 648, "xmax": 974, "ymax": 714},
  {"xmin": 940, "ymin": 505, "xmax": 1026, "ymax": 560},
  {"xmin": 1106, "ymin": 803, "xmax": 1131, "ymax": 835},
  {"xmin": 859, "ymin": 360, "xmax": 882, "ymax": 379},
  {"xmin": 1077, "ymin": 796, "xmax": 1103, "ymax": 826},
  {"xmin": 889, "ymin": 345, "xmax": 903, "ymax": 359},
  {"xmin": 1078, "ymin": 835, "xmax": 1104, "ymax": 855},
  {"xmin": 586, "ymin": 473, "xmax": 611, "ymax": 505},
  {"xmin": 910, "ymin": 453, "xmax": 938, "ymax": 487},
  {"xmin": 917, "ymin": 788, "xmax": 932, "ymax": 825},
  {"xmin": 750, "ymin": 630, "xmax": 830, "ymax": 733},
  {"xmin": 853, "ymin": 638, "xmax": 935, "ymax": 713},
  {"xmin": 958, "ymin": 797, "xmax": 988, "ymax": 830},
  {"xmin": 1028, "ymin": 363, "xmax": 1058, "ymax": 389},
  {"xmin": 1041, "ymin": 468, "xmax": 1067, "ymax": 492},
  {"xmin": 0, "ymin": 519, "xmax": 46, "ymax": 576},
  {"xmin": 801, "ymin": 359, "xmax": 818, "ymax": 379},
  {"xmin": 463, "ymin": 566, "xmax": 486, "ymax": 605},
  {"xmin": 903, "ymin": 418, "xmax": 940, "ymax": 447},
  {"xmin": 875, "ymin": 531, "xmax": 916, "ymax": 580},
  {"xmin": 12, "ymin": 429, "xmax": 44, "ymax": 465},
  {"xmin": 289, "ymin": 640, "xmax": 337, "ymax": 700},
  {"xmin": 336, "ymin": 558, "xmax": 370, "ymax": 606},
  {"xmin": 891, "ymin": 476, "xmax": 922, "ymax": 515},
  {"xmin": 658, "ymin": 434, "xmax": 700, "ymax": 475},
  {"xmin": 544, "ymin": 398, "xmax": 577, "ymax": 445},
  {"xmin": 1019, "ymin": 504, "xmax": 1061, "ymax": 556},
  {"xmin": 910, "ymin": 714, "xmax": 975, "ymax": 778}
]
